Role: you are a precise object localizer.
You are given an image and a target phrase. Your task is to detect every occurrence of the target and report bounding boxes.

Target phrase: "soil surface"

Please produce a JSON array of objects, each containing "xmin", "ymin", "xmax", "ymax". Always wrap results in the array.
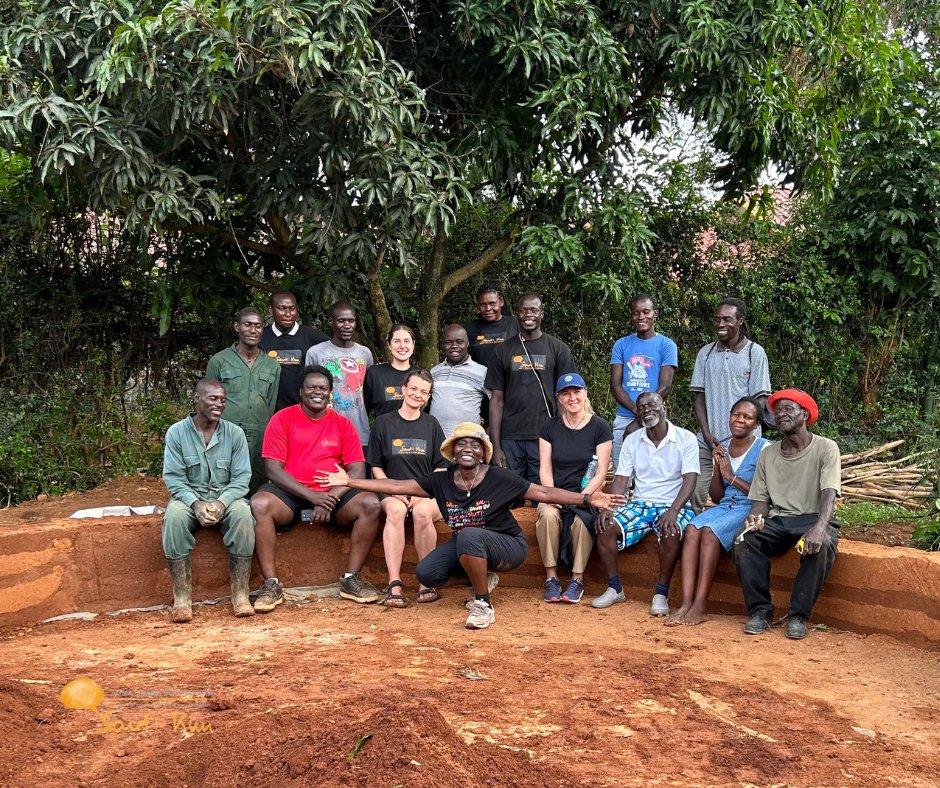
[
  {"xmin": 838, "ymin": 520, "xmax": 920, "ymax": 549},
  {"xmin": 2, "ymin": 478, "xmax": 938, "ymax": 787},
  {"xmin": 0, "ymin": 477, "xmax": 168, "ymax": 526},
  {"xmin": 2, "ymin": 587, "xmax": 939, "ymax": 787}
]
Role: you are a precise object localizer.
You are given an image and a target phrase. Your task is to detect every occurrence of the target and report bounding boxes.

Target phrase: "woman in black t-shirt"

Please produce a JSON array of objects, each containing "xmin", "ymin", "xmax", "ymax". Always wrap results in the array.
[
  {"xmin": 538, "ymin": 373, "xmax": 613, "ymax": 604},
  {"xmin": 317, "ymin": 422, "xmax": 623, "ymax": 630},
  {"xmin": 366, "ymin": 369, "xmax": 447, "ymax": 607},
  {"xmin": 363, "ymin": 323, "xmax": 417, "ymax": 418}
]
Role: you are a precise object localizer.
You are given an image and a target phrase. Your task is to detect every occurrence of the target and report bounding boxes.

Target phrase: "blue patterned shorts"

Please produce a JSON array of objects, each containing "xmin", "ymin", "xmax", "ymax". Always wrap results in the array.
[{"xmin": 611, "ymin": 501, "xmax": 694, "ymax": 550}]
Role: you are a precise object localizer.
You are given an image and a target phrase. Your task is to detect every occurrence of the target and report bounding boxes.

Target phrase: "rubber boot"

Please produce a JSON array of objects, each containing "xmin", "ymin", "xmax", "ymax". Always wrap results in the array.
[
  {"xmin": 167, "ymin": 557, "xmax": 193, "ymax": 623},
  {"xmin": 229, "ymin": 555, "xmax": 255, "ymax": 618}
]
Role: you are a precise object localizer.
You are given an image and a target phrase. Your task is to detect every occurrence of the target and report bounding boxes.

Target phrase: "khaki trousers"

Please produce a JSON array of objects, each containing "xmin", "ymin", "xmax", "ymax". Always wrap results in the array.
[{"xmin": 535, "ymin": 503, "xmax": 594, "ymax": 574}]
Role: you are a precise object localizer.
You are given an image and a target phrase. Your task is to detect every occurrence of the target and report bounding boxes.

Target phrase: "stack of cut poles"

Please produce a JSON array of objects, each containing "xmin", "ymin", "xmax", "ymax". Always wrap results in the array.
[{"xmin": 840, "ymin": 440, "xmax": 937, "ymax": 509}]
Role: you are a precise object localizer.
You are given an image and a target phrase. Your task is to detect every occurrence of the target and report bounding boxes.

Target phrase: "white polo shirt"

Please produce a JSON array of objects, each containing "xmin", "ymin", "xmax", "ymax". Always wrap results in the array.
[{"xmin": 615, "ymin": 421, "xmax": 700, "ymax": 505}]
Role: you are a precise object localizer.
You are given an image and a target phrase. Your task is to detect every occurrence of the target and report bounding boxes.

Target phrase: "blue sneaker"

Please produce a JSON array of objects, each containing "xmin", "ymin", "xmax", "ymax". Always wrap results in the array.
[
  {"xmin": 560, "ymin": 578, "xmax": 584, "ymax": 604},
  {"xmin": 543, "ymin": 577, "xmax": 562, "ymax": 603}
]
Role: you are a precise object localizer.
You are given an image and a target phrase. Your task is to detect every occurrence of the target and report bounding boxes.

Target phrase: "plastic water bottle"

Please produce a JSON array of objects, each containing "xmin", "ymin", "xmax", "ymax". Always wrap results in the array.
[{"xmin": 580, "ymin": 455, "xmax": 598, "ymax": 490}]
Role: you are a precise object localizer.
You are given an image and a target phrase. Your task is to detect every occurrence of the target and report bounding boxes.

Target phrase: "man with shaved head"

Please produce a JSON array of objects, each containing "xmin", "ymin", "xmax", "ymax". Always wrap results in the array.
[
  {"xmin": 161, "ymin": 378, "xmax": 256, "ymax": 623},
  {"xmin": 305, "ymin": 301, "xmax": 374, "ymax": 450},
  {"xmin": 430, "ymin": 324, "xmax": 490, "ymax": 438}
]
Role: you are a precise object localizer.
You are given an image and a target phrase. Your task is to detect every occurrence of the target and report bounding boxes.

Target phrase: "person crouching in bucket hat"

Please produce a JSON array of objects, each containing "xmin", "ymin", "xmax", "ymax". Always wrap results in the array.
[{"xmin": 316, "ymin": 421, "xmax": 625, "ymax": 630}]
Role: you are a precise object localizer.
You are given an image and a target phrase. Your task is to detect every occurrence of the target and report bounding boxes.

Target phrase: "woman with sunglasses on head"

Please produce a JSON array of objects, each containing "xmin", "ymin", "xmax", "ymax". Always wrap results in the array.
[
  {"xmin": 317, "ymin": 422, "xmax": 624, "ymax": 630},
  {"xmin": 666, "ymin": 396, "xmax": 769, "ymax": 626},
  {"xmin": 366, "ymin": 369, "xmax": 447, "ymax": 608}
]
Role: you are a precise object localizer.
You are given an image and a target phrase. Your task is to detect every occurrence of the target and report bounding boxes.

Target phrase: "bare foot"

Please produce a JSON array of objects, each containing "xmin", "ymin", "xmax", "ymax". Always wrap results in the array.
[
  {"xmin": 665, "ymin": 607, "xmax": 690, "ymax": 626},
  {"xmin": 681, "ymin": 609, "xmax": 707, "ymax": 626}
]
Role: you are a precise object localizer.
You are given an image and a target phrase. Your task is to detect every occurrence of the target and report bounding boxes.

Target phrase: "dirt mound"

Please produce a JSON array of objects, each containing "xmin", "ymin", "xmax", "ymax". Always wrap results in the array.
[
  {"xmin": 109, "ymin": 693, "xmax": 572, "ymax": 788},
  {"xmin": 0, "ymin": 679, "xmax": 62, "ymax": 779}
]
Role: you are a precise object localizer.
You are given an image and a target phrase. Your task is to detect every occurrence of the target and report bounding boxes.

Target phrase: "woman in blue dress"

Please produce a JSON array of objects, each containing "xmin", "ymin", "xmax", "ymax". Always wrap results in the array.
[{"xmin": 667, "ymin": 397, "xmax": 768, "ymax": 626}]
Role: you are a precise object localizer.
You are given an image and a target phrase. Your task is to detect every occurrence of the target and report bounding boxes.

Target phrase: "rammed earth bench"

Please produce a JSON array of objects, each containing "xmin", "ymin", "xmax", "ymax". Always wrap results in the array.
[{"xmin": 1, "ymin": 508, "xmax": 938, "ymax": 648}]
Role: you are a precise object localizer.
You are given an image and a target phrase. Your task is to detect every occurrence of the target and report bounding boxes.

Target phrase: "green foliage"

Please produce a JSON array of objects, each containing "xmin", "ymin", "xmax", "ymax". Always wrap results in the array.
[
  {"xmin": 913, "ymin": 503, "xmax": 940, "ymax": 551},
  {"xmin": 837, "ymin": 501, "xmax": 911, "ymax": 528},
  {"xmin": 0, "ymin": 377, "xmax": 181, "ymax": 504}
]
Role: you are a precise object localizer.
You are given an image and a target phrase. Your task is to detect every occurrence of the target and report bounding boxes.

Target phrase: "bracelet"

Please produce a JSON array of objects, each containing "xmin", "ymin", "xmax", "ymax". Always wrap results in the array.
[
  {"xmin": 582, "ymin": 493, "xmax": 591, "ymax": 507},
  {"xmin": 730, "ymin": 475, "xmax": 738, "ymax": 487}
]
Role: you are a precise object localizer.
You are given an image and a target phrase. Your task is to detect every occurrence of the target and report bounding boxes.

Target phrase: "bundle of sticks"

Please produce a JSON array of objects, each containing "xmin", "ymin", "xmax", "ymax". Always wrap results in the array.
[{"xmin": 840, "ymin": 440, "xmax": 938, "ymax": 509}]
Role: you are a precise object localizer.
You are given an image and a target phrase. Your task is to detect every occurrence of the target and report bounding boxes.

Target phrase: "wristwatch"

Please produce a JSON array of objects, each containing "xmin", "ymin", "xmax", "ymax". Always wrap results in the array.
[{"xmin": 582, "ymin": 493, "xmax": 591, "ymax": 507}]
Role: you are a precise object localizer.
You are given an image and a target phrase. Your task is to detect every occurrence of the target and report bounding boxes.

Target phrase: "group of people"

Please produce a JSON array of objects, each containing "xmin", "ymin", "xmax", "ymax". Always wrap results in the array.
[{"xmin": 161, "ymin": 286, "xmax": 841, "ymax": 638}]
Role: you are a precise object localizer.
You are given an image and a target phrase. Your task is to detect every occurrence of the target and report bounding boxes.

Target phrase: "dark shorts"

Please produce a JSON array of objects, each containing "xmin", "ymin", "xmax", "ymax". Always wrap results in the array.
[{"xmin": 256, "ymin": 483, "xmax": 363, "ymax": 531}]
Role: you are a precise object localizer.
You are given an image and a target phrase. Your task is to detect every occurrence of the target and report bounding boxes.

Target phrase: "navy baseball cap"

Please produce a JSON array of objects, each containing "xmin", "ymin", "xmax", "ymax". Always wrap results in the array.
[{"xmin": 555, "ymin": 372, "xmax": 587, "ymax": 392}]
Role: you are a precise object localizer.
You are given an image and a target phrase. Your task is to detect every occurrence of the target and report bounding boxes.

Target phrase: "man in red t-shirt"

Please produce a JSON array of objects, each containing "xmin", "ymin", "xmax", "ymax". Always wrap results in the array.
[{"xmin": 249, "ymin": 365, "xmax": 382, "ymax": 612}]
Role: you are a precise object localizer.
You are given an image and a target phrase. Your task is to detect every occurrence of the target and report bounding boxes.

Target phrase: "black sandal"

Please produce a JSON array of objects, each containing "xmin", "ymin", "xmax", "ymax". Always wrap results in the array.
[
  {"xmin": 380, "ymin": 580, "xmax": 408, "ymax": 608},
  {"xmin": 416, "ymin": 587, "xmax": 440, "ymax": 603}
]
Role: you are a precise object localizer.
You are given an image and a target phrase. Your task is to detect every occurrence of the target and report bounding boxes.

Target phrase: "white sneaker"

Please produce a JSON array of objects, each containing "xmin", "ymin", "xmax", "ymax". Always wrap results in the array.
[
  {"xmin": 465, "ymin": 572, "xmax": 500, "ymax": 610},
  {"xmin": 650, "ymin": 593, "xmax": 670, "ymax": 616},
  {"xmin": 591, "ymin": 587, "xmax": 626, "ymax": 609},
  {"xmin": 465, "ymin": 599, "xmax": 496, "ymax": 630}
]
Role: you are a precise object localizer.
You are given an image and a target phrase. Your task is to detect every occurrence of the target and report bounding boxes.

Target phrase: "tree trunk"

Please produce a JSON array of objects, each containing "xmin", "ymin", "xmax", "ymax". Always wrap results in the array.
[
  {"xmin": 923, "ymin": 307, "xmax": 939, "ymax": 422},
  {"xmin": 366, "ymin": 244, "xmax": 393, "ymax": 362},
  {"xmin": 859, "ymin": 300, "xmax": 903, "ymax": 425},
  {"xmin": 416, "ymin": 220, "xmax": 448, "ymax": 369},
  {"xmin": 414, "ymin": 222, "xmax": 519, "ymax": 369}
]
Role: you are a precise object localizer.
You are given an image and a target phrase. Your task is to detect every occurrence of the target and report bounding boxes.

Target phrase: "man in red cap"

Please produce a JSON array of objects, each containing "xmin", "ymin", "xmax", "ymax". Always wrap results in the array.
[{"xmin": 733, "ymin": 388, "xmax": 840, "ymax": 640}]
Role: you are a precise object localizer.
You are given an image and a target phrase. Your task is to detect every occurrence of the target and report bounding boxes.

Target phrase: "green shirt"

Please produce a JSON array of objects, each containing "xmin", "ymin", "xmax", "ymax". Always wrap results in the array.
[
  {"xmin": 162, "ymin": 416, "xmax": 252, "ymax": 508},
  {"xmin": 206, "ymin": 344, "xmax": 280, "ymax": 432}
]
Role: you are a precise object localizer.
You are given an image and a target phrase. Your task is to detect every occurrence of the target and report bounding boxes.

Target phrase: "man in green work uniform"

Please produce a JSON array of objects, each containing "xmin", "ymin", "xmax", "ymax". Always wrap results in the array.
[
  {"xmin": 207, "ymin": 307, "xmax": 280, "ymax": 494},
  {"xmin": 162, "ymin": 377, "xmax": 255, "ymax": 623}
]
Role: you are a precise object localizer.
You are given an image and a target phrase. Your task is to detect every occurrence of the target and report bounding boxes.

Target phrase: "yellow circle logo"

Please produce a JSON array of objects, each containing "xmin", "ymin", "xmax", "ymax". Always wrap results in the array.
[
  {"xmin": 513, "ymin": 355, "xmax": 523, "ymax": 363},
  {"xmin": 61, "ymin": 678, "xmax": 105, "ymax": 711},
  {"xmin": 268, "ymin": 350, "xmax": 278, "ymax": 357},
  {"xmin": 393, "ymin": 439, "xmax": 404, "ymax": 447},
  {"xmin": 386, "ymin": 386, "xmax": 395, "ymax": 394}
]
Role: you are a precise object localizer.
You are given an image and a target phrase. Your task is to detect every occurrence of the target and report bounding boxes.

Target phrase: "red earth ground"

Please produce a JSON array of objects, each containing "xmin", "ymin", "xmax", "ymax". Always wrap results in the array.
[{"xmin": 1, "ymin": 478, "xmax": 938, "ymax": 787}]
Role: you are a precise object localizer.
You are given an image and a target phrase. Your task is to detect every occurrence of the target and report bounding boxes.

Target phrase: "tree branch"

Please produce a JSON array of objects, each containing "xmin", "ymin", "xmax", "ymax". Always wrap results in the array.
[
  {"xmin": 229, "ymin": 269, "xmax": 276, "ymax": 293},
  {"xmin": 440, "ymin": 230, "xmax": 517, "ymax": 295},
  {"xmin": 180, "ymin": 223, "xmax": 291, "ymax": 259}
]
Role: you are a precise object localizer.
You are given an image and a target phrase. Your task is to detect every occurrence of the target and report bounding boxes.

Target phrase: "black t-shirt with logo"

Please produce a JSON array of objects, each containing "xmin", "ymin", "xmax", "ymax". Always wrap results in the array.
[
  {"xmin": 463, "ymin": 314, "xmax": 520, "ymax": 369},
  {"xmin": 484, "ymin": 333, "xmax": 577, "ymax": 441},
  {"xmin": 363, "ymin": 363, "xmax": 416, "ymax": 418},
  {"xmin": 261, "ymin": 324, "xmax": 330, "ymax": 410},
  {"xmin": 539, "ymin": 415, "xmax": 614, "ymax": 491},
  {"xmin": 366, "ymin": 410, "xmax": 447, "ymax": 479},
  {"xmin": 417, "ymin": 465, "xmax": 531, "ymax": 536}
]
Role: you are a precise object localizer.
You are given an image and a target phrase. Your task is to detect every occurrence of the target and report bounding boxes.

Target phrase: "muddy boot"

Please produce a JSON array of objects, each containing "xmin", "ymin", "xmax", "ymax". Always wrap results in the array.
[
  {"xmin": 167, "ymin": 557, "xmax": 193, "ymax": 623},
  {"xmin": 229, "ymin": 555, "xmax": 255, "ymax": 618}
]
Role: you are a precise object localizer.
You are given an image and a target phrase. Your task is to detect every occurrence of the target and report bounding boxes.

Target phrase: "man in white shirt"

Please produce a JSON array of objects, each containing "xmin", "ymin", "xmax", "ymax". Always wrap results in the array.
[
  {"xmin": 591, "ymin": 391, "xmax": 699, "ymax": 616},
  {"xmin": 430, "ymin": 325, "xmax": 489, "ymax": 438}
]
